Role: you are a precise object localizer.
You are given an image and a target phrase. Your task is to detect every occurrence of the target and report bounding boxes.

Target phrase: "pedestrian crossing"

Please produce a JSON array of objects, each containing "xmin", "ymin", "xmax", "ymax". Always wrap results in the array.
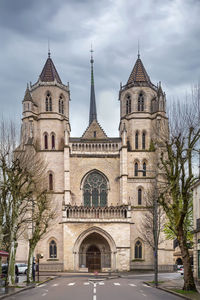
[{"xmin": 63, "ymin": 282, "xmax": 151, "ymax": 288}]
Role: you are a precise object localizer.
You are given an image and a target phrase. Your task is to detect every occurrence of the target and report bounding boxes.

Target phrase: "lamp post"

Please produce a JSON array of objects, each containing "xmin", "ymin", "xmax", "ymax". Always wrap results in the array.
[
  {"xmin": 31, "ymin": 199, "xmax": 35, "ymax": 282},
  {"xmin": 138, "ymin": 168, "xmax": 158, "ymax": 287}
]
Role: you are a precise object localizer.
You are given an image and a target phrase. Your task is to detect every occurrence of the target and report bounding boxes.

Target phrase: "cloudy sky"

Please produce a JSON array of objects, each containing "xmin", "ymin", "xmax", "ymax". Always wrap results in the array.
[{"xmin": 0, "ymin": 0, "xmax": 200, "ymax": 137}]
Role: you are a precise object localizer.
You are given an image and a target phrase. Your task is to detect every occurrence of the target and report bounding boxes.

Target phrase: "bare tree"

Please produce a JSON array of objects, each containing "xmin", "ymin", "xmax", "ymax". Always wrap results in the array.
[
  {"xmin": 25, "ymin": 188, "xmax": 56, "ymax": 283},
  {"xmin": 155, "ymin": 86, "xmax": 200, "ymax": 291},
  {"xmin": 139, "ymin": 187, "xmax": 165, "ymax": 250},
  {"xmin": 0, "ymin": 120, "xmax": 54, "ymax": 286}
]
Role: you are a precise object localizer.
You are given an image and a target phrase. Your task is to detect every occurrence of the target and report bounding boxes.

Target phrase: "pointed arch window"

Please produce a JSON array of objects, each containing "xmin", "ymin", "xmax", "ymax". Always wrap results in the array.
[
  {"xmin": 143, "ymin": 162, "xmax": 146, "ymax": 177},
  {"xmin": 142, "ymin": 132, "xmax": 146, "ymax": 149},
  {"xmin": 135, "ymin": 240, "xmax": 142, "ymax": 259},
  {"xmin": 49, "ymin": 240, "xmax": 57, "ymax": 258},
  {"xmin": 134, "ymin": 162, "xmax": 138, "ymax": 176},
  {"xmin": 83, "ymin": 171, "xmax": 108, "ymax": 207},
  {"xmin": 51, "ymin": 133, "xmax": 55, "ymax": 149},
  {"xmin": 135, "ymin": 132, "xmax": 139, "ymax": 149},
  {"xmin": 59, "ymin": 95, "xmax": 64, "ymax": 114},
  {"xmin": 138, "ymin": 188, "xmax": 142, "ymax": 205},
  {"xmin": 138, "ymin": 93, "xmax": 144, "ymax": 111},
  {"xmin": 49, "ymin": 173, "xmax": 53, "ymax": 191},
  {"xmin": 44, "ymin": 133, "xmax": 48, "ymax": 150},
  {"xmin": 126, "ymin": 95, "xmax": 131, "ymax": 114},
  {"xmin": 46, "ymin": 92, "xmax": 52, "ymax": 112}
]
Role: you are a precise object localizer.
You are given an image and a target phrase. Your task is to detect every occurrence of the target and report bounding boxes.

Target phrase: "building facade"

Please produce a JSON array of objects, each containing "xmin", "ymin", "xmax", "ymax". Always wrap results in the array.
[
  {"xmin": 16, "ymin": 50, "xmax": 174, "ymax": 272},
  {"xmin": 192, "ymin": 180, "xmax": 200, "ymax": 280}
]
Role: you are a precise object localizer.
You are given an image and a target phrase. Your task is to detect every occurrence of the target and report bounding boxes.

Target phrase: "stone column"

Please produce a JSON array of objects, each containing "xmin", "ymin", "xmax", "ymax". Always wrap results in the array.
[{"xmin": 64, "ymin": 129, "xmax": 70, "ymax": 204}]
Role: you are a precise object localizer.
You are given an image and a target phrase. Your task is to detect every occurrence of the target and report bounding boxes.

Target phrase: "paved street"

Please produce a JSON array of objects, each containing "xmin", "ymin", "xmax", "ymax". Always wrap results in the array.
[{"xmin": 5, "ymin": 273, "xmax": 182, "ymax": 300}]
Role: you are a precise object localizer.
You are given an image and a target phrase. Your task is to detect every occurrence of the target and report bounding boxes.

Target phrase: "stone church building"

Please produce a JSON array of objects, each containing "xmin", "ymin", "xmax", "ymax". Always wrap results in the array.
[{"xmin": 16, "ymin": 50, "xmax": 174, "ymax": 272}]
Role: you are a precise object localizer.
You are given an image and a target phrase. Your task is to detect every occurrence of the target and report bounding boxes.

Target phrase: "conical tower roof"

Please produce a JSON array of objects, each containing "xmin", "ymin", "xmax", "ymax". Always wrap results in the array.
[
  {"xmin": 127, "ymin": 55, "xmax": 152, "ymax": 86},
  {"xmin": 39, "ymin": 53, "xmax": 62, "ymax": 84}
]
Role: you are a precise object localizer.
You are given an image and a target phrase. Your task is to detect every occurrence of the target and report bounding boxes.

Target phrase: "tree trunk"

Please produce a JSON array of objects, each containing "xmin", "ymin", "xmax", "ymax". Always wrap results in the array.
[
  {"xmin": 27, "ymin": 242, "xmax": 35, "ymax": 284},
  {"xmin": 7, "ymin": 238, "xmax": 17, "ymax": 286},
  {"xmin": 178, "ymin": 228, "xmax": 197, "ymax": 291}
]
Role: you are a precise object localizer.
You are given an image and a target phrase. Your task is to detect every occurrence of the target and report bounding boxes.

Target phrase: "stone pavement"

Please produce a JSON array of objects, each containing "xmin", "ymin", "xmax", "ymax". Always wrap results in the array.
[{"xmin": 148, "ymin": 278, "xmax": 200, "ymax": 300}]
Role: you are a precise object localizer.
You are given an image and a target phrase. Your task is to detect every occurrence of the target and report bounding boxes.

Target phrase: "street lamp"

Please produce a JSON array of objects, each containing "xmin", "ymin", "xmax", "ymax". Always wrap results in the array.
[{"xmin": 138, "ymin": 168, "xmax": 158, "ymax": 288}]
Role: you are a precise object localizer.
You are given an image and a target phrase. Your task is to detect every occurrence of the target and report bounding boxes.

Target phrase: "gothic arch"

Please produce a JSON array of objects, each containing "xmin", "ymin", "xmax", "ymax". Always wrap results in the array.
[
  {"xmin": 73, "ymin": 226, "xmax": 117, "ymax": 271},
  {"xmin": 81, "ymin": 170, "xmax": 109, "ymax": 207},
  {"xmin": 80, "ymin": 169, "xmax": 110, "ymax": 190},
  {"xmin": 73, "ymin": 227, "xmax": 117, "ymax": 253},
  {"xmin": 133, "ymin": 237, "xmax": 145, "ymax": 259},
  {"xmin": 138, "ymin": 91, "xmax": 145, "ymax": 111}
]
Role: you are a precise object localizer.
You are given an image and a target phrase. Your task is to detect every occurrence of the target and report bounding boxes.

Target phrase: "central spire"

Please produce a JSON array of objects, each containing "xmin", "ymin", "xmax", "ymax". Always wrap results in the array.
[{"xmin": 89, "ymin": 46, "xmax": 97, "ymax": 125}]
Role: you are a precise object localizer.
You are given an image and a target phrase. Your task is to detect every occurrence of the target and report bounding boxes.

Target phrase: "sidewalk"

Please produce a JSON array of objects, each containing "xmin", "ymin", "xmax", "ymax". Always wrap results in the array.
[
  {"xmin": 145, "ymin": 278, "xmax": 200, "ymax": 300},
  {"xmin": 0, "ymin": 275, "xmax": 56, "ymax": 299}
]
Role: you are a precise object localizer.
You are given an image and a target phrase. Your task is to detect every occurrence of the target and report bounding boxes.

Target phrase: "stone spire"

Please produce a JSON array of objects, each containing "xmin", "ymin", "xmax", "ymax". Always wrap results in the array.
[
  {"xmin": 39, "ymin": 52, "xmax": 62, "ymax": 84},
  {"xmin": 23, "ymin": 84, "xmax": 33, "ymax": 102},
  {"xmin": 89, "ymin": 46, "xmax": 97, "ymax": 125}
]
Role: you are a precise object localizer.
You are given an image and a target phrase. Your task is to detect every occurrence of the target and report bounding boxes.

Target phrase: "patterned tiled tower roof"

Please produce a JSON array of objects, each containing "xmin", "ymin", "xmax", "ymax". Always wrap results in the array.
[
  {"xmin": 39, "ymin": 52, "xmax": 62, "ymax": 84},
  {"xmin": 127, "ymin": 54, "xmax": 152, "ymax": 86},
  {"xmin": 23, "ymin": 84, "xmax": 33, "ymax": 102}
]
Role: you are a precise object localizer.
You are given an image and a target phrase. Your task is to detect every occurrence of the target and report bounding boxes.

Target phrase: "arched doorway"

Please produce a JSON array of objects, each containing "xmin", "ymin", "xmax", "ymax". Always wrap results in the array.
[
  {"xmin": 86, "ymin": 245, "xmax": 101, "ymax": 272},
  {"xmin": 79, "ymin": 232, "xmax": 111, "ymax": 272}
]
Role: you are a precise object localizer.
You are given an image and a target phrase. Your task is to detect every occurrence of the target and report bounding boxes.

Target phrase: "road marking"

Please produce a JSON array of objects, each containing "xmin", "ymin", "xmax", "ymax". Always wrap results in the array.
[
  {"xmin": 84, "ymin": 282, "xmax": 90, "ymax": 285},
  {"xmin": 93, "ymin": 287, "xmax": 96, "ymax": 293},
  {"xmin": 98, "ymin": 282, "xmax": 104, "ymax": 285},
  {"xmin": 52, "ymin": 283, "xmax": 59, "ymax": 287},
  {"xmin": 129, "ymin": 283, "xmax": 136, "ymax": 287},
  {"xmin": 93, "ymin": 296, "xmax": 96, "ymax": 300},
  {"xmin": 38, "ymin": 284, "xmax": 47, "ymax": 288},
  {"xmin": 143, "ymin": 284, "xmax": 151, "ymax": 288},
  {"xmin": 114, "ymin": 283, "xmax": 120, "ymax": 286},
  {"xmin": 142, "ymin": 294, "xmax": 146, "ymax": 297},
  {"xmin": 42, "ymin": 293, "xmax": 47, "ymax": 296},
  {"xmin": 68, "ymin": 282, "xmax": 75, "ymax": 286}
]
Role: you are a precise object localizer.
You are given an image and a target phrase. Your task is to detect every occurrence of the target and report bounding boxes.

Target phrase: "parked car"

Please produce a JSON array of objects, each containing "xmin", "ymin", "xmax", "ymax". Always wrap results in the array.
[
  {"xmin": 177, "ymin": 265, "xmax": 184, "ymax": 275},
  {"xmin": 1, "ymin": 264, "xmax": 19, "ymax": 277},
  {"xmin": 15, "ymin": 263, "xmax": 28, "ymax": 274}
]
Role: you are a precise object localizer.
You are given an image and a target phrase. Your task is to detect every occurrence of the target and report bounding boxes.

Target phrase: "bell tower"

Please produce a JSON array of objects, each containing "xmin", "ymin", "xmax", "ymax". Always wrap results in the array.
[{"xmin": 119, "ymin": 53, "xmax": 167, "ymax": 205}]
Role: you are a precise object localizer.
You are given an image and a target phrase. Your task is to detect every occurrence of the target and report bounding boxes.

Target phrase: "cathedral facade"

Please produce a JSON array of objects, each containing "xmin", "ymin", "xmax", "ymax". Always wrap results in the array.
[{"xmin": 16, "ymin": 50, "xmax": 174, "ymax": 272}]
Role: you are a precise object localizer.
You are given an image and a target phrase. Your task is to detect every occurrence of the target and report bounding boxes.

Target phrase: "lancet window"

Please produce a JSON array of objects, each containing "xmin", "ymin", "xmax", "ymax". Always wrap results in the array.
[
  {"xmin": 49, "ymin": 240, "xmax": 57, "ymax": 258},
  {"xmin": 126, "ymin": 95, "xmax": 131, "ymax": 114},
  {"xmin": 46, "ymin": 92, "xmax": 52, "ymax": 112},
  {"xmin": 135, "ymin": 132, "xmax": 139, "ymax": 149},
  {"xmin": 138, "ymin": 93, "xmax": 144, "ymax": 111},
  {"xmin": 59, "ymin": 95, "xmax": 64, "ymax": 114},
  {"xmin": 83, "ymin": 171, "xmax": 108, "ymax": 207},
  {"xmin": 135, "ymin": 240, "xmax": 142, "ymax": 259}
]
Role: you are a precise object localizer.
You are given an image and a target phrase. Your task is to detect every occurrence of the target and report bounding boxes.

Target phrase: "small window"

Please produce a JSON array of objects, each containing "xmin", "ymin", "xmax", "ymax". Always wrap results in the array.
[
  {"xmin": 138, "ymin": 189, "xmax": 142, "ymax": 205},
  {"xmin": 134, "ymin": 163, "xmax": 138, "ymax": 176},
  {"xmin": 143, "ymin": 162, "xmax": 146, "ymax": 176},
  {"xmin": 46, "ymin": 92, "xmax": 52, "ymax": 112},
  {"xmin": 51, "ymin": 134, "xmax": 55, "ymax": 149},
  {"xmin": 44, "ymin": 134, "xmax": 48, "ymax": 150},
  {"xmin": 142, "ymin": 132, "xmax": 146, "ymax": 149},
  {"xmin": 135, "ymin": 240, "xmax": 142, "ymax": 259},
  {"xmin": 126, "ymin": 95, "xmax": 131, "ymax": 114},
  {"xmin": 49, "ymin": 240, "xmax": 57, "ymax": 258},
  {"xmin": 49, "ymin": 173, "xmax": 53, "ymax": 190},
  {"xmin": 135, "ymin": 132, "xmax": 139, "ymax": 149},
  {"xmin": 59, "ymin": 95, "xmax": 64, "ymax": 114},
  {"xmin": 138, "ymin": 93, "xmax": 144, "ymax": 111},
  {"xmin": 94, "ymin": 131, "xmax": 96, "ymax": 138}
]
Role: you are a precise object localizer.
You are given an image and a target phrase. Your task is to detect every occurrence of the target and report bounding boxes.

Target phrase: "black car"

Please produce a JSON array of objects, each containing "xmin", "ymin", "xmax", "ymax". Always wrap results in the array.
[{"xmin": 1, "ymin": 264, "xmax": 19, "ymax": 277}]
